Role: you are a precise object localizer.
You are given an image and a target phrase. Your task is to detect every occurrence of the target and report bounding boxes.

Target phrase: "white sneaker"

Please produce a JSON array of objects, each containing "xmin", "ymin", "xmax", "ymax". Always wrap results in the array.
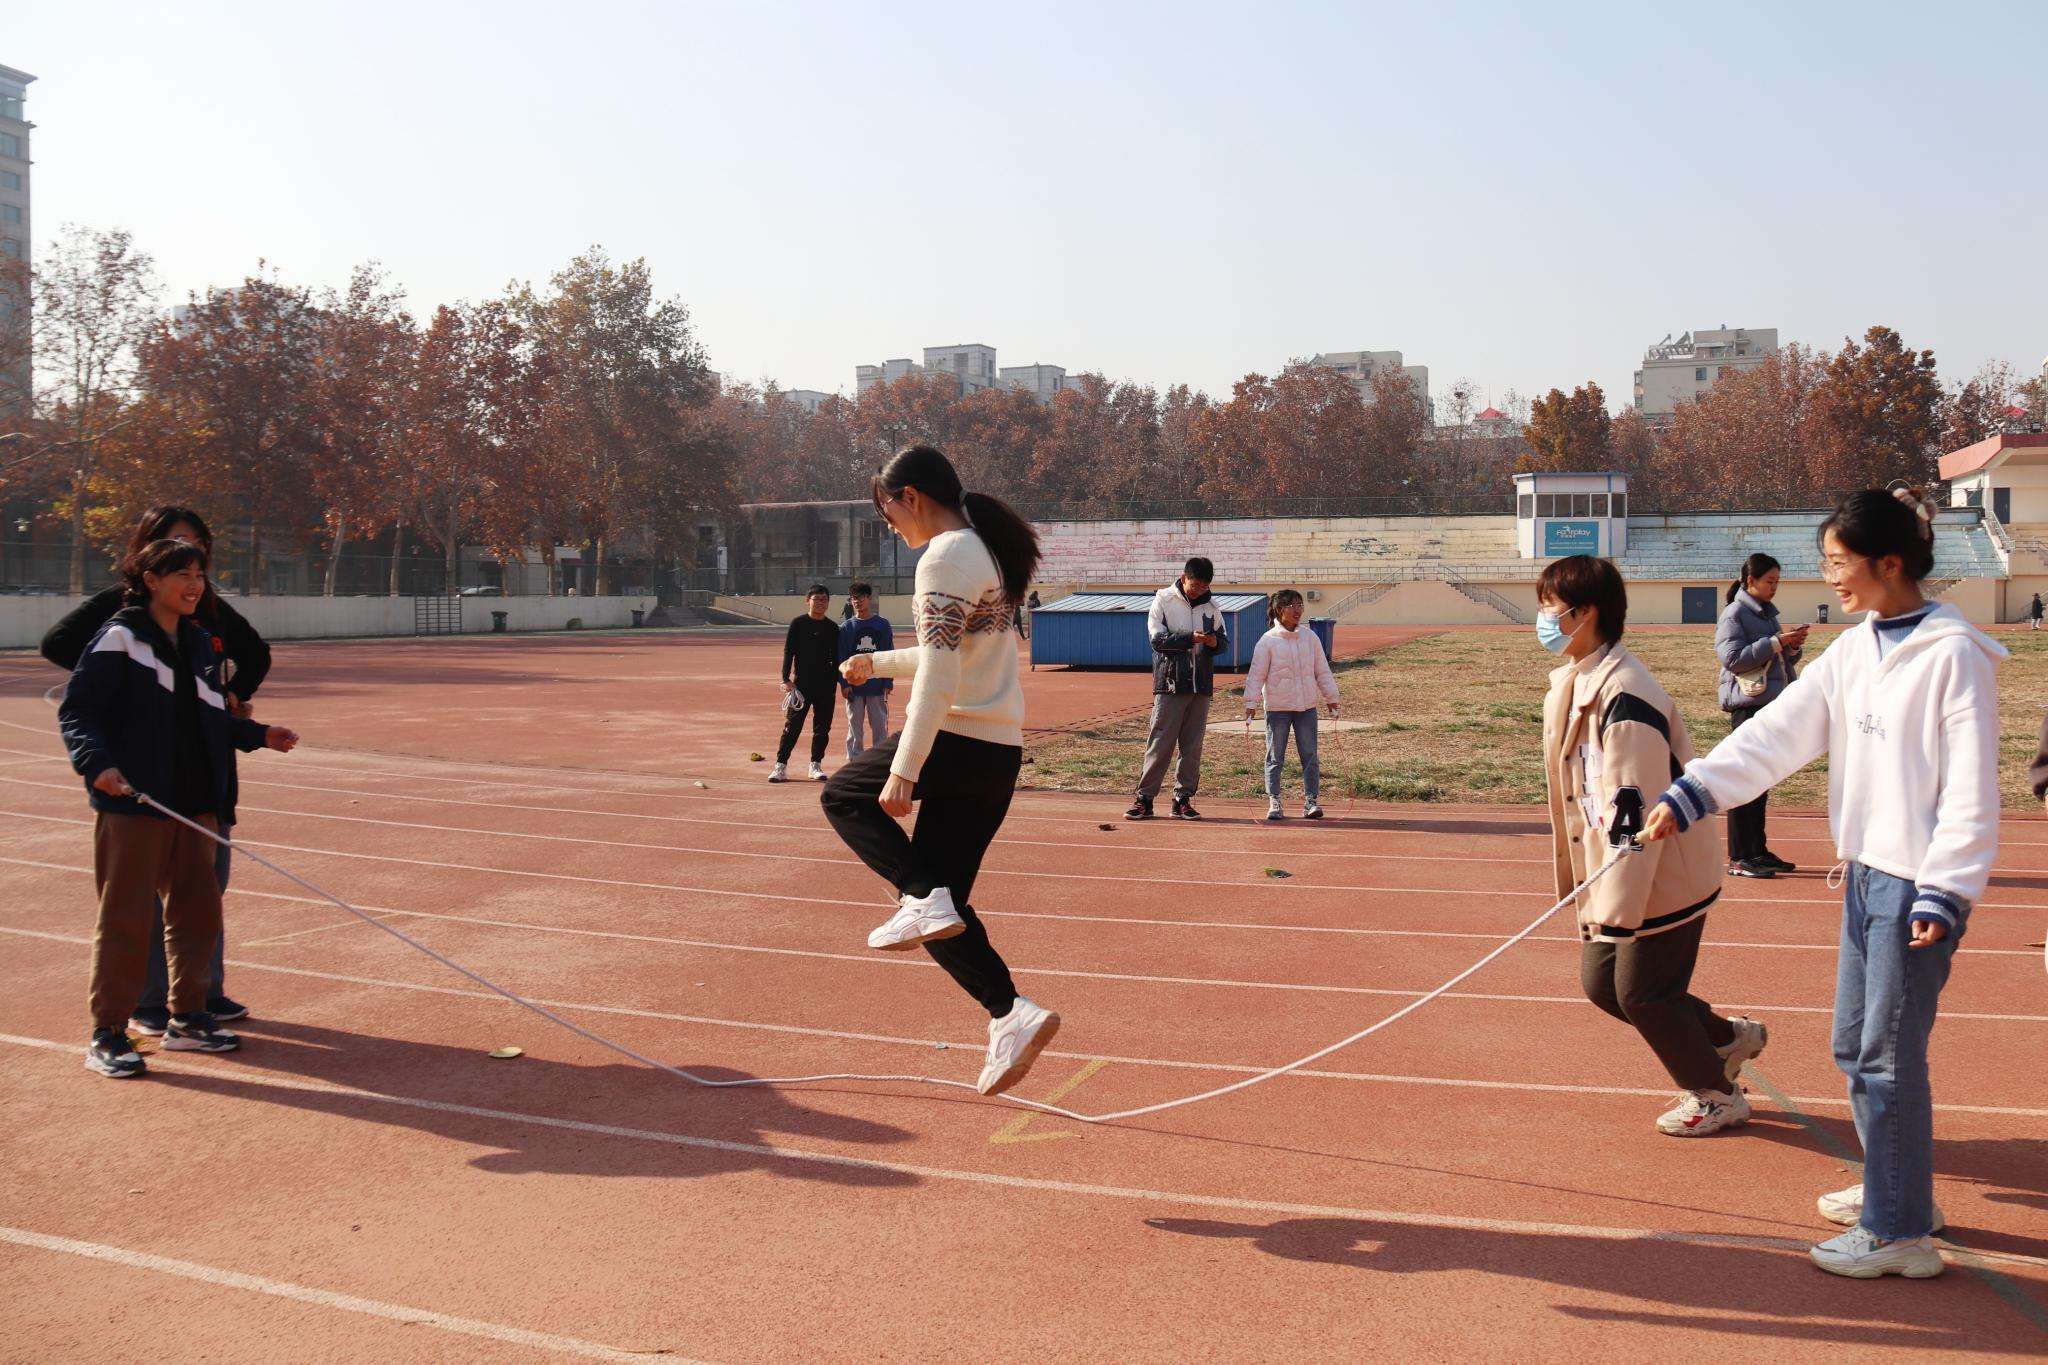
[
  {"xmin": 1810, "ymin": 1227, "xmax": 1944, "ymax": 1279},
  {"xmin": 1302, "ymin": 801, "xmax": 1323, "ymax": 820},
  {"xmin": 866, "ymin": 888, "xmax": 967, "ymax": 951},
  {"xmin": 1717, "ymin": 1016, "xmax": 1768, "ymax": 1085},
  {"xmin": 1817, "ymin": 1184, "xmax": 1945, "ymax": 1234},
  {"xmin": 1266, "ymin": 799, "xmax": 1285, "ymax": 821},
  {"xmin": 808, "ymin": 761, "xmax": 826, "ymax": 781},
  {"xmin": 977, "ymin": 997, "xmax": 1061, "ymax": 1096},
  {"xmin": 767, "ymin": 763, "xmax": 788, "ymax": 783},
  {"xmin": 1656, "ymin": 1088, "xmax": 1751, "ymax": 1136}
]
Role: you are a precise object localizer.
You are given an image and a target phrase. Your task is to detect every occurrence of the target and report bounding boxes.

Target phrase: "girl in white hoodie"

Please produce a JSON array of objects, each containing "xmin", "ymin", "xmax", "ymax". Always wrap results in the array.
[
  {"xmin": 1243, "ymin": 589, "xmax": 1339, "ymax": 820},
  {"xmin": 1642, "ymin": 488, "xmax": 2004, "ymax": 1281}
]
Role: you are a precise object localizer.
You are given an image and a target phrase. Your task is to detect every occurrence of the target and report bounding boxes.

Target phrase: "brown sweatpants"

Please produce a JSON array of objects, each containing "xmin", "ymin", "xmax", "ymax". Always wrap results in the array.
[{"xmin": 90, "ymin": 810, "xmax": 222, "ymax": 1030}]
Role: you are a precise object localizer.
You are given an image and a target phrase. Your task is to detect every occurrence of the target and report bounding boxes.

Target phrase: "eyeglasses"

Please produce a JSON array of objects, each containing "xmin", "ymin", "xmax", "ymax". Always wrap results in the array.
[{"xmin": 1821, "ymin": 555, "xmax": 1865, "ymax": 583}]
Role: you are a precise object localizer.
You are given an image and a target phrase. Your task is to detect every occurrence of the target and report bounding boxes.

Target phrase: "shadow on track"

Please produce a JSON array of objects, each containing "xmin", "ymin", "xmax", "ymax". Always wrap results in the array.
[
  {"xmin": 154, "ymin": 1017, "xmax": 919, "ymax": 1187},
  {"xmin": 1142, "ymin": 1216, "xmax": 2039, "ymax": 1353}
]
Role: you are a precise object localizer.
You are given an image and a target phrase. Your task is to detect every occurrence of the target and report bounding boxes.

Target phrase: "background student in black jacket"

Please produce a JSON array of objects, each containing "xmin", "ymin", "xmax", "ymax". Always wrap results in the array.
[
  {"xmin": 771, "ymin": 585, "xmax": 839, "ymax": 782},
  {"xmin": 41, "ymin": 505, "xmax": 271, "ymax": 1032},
  {"xmin": 58, "ymin": 539, "xmax": 298, "ymax": 1076}
]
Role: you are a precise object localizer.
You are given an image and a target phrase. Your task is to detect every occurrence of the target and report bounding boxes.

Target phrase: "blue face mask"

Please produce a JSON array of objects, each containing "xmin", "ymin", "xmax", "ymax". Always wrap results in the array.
[{"xmin": 1535, "ymin": 608, "xmax": 1575, "ymax": 654}]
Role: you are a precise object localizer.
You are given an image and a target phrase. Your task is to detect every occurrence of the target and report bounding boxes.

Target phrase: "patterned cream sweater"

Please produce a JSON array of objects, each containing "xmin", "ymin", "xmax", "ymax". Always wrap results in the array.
[{"xmin": 870, "ymin": 528, "xmax": 1023, "ymax": 780}]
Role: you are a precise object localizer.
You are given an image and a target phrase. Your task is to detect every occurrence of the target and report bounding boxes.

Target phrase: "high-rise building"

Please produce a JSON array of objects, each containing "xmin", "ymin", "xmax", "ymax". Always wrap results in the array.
[
  {"xmin": 1000, "ymin": 363, "xmax": 1067, "ymax": 402},
  {"xmin": 0, "ymin": 64, "xmax": 33, "ymax": 418},
  {"xmin": 922, "ymin": 343, "xmax": 998, "ymax": 394},
  {"xmin": 782, "ymin": 389, "xmax": 831, "ymax": 414},
  {"xmin": 1304, "ymin": 349, "xmax": 1433, "ymax": 422},
  {"xmin": 1633, "ymin": 326, "xmax": 1778, "ymax": 417},
  {"xmin": 855, "ymin": 357, "xmax": 923, "ymax": 395}
]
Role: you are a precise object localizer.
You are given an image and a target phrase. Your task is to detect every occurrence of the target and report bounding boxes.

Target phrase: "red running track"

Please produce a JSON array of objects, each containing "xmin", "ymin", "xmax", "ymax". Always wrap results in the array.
[{"xmin": 0, "ymin": 632, "xmax": 2043, "ymax": 1361}]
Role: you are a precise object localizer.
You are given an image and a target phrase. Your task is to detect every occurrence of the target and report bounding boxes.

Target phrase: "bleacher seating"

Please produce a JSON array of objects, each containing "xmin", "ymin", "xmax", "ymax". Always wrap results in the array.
[
  {"xmin": 1620, "ymin": 511, "xmax": 2002, "ymax": 582},
  {"xmin": 1033, "ymin": 509, "xmax": 2005, "ymax": 587}
]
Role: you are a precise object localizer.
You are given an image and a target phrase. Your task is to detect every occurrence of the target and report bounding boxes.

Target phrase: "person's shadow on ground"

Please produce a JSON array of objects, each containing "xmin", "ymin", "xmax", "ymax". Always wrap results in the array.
[
  {"xmin": 152, "ymin": 1017, "xmax": 918, "ymax": 1188},
  {"xmin": 1739, "ymin": 1112, "xmax": 2048, "ymax": 1261},
  {"xmin": 1142, "ymin": 1216, "xmax": 2032, "ymax": 1353}
]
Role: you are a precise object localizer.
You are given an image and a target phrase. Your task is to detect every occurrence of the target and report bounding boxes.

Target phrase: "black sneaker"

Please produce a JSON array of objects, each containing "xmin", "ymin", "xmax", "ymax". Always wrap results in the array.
[
  {"xmin": 1172, "ymin": 798, "xmax": 1202, "ymax": 820},
  {"xmin": 128, "ymin": 1006, "xmax": 171, "ymax": 1036},
  {"xmin": 163, "ymin": 1012, "xmax": 240, "ymax": 1053},
  {"xmin": 1730, "ymin": 859, "xmax": 1778, "ymax": 879},
  {"xmin": 206, "ymin": 995, "xmax": 249, "ymax": 1022},
  {"xmin": 1125, "ymin": 797, "xmax": 1153, "ymax": 820},
  {"xmin": 86, "ymin": 1028, "xmax": 146, "ymax": 1078},
  {"xmin": 1757, "ymin": 851, "xmax": 1797, "ymax": 874}
]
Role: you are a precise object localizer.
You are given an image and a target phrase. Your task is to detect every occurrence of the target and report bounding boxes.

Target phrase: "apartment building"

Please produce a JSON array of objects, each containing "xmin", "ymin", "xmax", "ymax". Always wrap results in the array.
[
  {"xmin": 0, "ymin": 64, "xmax": 32, "ymax": 417},
  {"xmin": 1305, "ymin": 349, "xmax": 1433, "ymax": 421},
  {"xmin": 854, "ymin": 357, "xmax": 924, "ymax": 395},
  {"xmin": 922, "ymin": 343, "xmax": 998, "ymax": 393},
  {"xmin": 1633, "ymin": 326, "xmax": 1778, "ymax": 416},
  {"xmin": 1000, "ymin": 362, "xmax": 1067, "ymax": 401}
]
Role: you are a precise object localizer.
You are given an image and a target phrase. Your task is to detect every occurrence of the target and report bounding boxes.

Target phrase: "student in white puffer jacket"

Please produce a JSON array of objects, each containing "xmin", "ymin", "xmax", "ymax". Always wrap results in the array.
[{"xmin": 1243, "ymin": 589, "xmax": 1339, "ymax": 820}]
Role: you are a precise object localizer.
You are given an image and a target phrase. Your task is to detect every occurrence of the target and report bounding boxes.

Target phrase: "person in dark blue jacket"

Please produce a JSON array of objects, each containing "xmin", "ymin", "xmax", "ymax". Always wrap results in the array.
[
  {"xmin": 42, "ymin": 504, "xmax": 272, "ymax": 1030},
  {"xmin": 837, "ymin": 581, "xmax": 895, "ymax": 759},
  {"xmin": 58, "ymin": 539, "xmax": 299, "ymax": 1078}
]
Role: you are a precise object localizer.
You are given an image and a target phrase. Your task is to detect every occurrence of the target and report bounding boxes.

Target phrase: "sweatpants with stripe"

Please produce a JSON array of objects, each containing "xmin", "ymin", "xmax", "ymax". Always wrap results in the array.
[
  {"xmin": 819, "ymin": 730, "xmax": 1022, "ymax": 1017},
  {"xmin": 90, "ymin": 810, "xmax": 223, "ymax": 1031}
]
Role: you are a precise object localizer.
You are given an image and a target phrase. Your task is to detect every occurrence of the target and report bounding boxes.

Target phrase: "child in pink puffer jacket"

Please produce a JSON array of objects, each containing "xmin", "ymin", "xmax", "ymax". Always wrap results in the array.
[{"xmin": 1243, "ymin": 589, "xmax": 1340, "ymax": 820}]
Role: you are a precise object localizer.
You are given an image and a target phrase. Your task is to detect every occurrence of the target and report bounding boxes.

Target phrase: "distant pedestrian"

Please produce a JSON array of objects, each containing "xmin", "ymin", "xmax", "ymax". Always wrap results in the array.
[
  {"xmin": 1127, "ymin": 556, "xmax": 1227, "ymax": 820},
  {"xmin": 838, "ymin": 581, "xmax": 894, "ymax": 759},
  {"xmin": 2030, "ymin": 593, "xmax": 2042, "ymax": 630},
  {"xmin": 1244, "ymin": 589, "xmax": 1339, "ymax": 820},
  {"xmin": 1715, "ymin": 553, "xmax": 1806, "ymax": 879},
  {"xmin": 771, "ymin": 585, "xmax": 838, "ymax": 783}
]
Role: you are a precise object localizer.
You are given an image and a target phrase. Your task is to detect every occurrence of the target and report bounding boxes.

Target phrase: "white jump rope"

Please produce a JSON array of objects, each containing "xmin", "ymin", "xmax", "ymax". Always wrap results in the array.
[{"xmin": 122, "ymin": 786, "xmax": 1637, "ymax": 1126}]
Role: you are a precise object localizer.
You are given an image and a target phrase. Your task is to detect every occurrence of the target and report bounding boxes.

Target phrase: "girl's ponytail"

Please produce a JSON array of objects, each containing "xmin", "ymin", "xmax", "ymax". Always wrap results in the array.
[
  {"xmin": 960, "ymin": 490, "xmax": 1041, "ymax": 603},
  {"xmin": 875, "ymin": 444, "xmax": 1040, "ymax": 603}
]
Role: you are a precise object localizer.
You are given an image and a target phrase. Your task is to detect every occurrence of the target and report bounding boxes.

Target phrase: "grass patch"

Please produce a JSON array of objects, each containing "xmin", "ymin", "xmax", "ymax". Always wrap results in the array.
[{"xmin": 1024, "ymin": 623, "xmax": 2048, "ymax": 808}]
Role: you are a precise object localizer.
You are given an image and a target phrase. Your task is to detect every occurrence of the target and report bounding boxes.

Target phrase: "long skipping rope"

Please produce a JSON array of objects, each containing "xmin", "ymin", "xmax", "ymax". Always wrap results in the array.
[{"xmin": 117, "ymin": 787, "xmax": 1636, "ymax": 1126}]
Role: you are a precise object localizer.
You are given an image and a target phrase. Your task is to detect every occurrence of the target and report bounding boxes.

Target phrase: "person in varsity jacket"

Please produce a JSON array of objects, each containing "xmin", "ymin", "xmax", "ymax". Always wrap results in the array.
[{"xmin": 1536, "ymin": 555, "xmax": 1767, "ymax": 1139}]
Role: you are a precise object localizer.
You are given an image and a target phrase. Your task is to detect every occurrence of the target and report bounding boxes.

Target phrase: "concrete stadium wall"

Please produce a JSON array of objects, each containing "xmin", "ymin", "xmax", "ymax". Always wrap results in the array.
[{"xmin": 0, "ymin": 594, "xmax": 651, "ymax": 651}]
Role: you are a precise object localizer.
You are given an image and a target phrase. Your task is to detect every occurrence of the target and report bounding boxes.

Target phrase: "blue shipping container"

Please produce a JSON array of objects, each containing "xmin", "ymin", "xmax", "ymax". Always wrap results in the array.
[{"xmin": 1029, "ymin": 592, "xmax": 1272, "ymax": 670}]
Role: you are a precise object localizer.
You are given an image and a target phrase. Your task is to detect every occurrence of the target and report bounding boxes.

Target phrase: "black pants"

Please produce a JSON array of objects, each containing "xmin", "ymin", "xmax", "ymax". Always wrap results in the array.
[
  {"xmin": 777, "ymin": 684, "xmax": 837, "ymax": 765},
  {"xmin": 1724, "ymin": 708, "xmax": 1769, "ymax": 862},
  {"xmin": 1580, "ymin": 916, "xmax": 1736, "ymax": 1093},
  {"xmin": 820, "ymin": 730, "xmax": 1022, "ymax": 1017}
]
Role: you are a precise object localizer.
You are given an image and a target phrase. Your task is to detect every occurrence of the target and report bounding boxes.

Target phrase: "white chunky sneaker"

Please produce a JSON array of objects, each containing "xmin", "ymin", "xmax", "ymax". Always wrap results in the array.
[
  {"xmin": 1266, "ymin": 799, "xmax": 1285, "ymax": 821},
  {"xmin": 1817, "ymin": 1184, "xmax": 1945, "ymax": 1234},
  {"xmin": 866, "ymin": 888, "xmax": 967, "ymax": 951},
  {"xmin": 1810, "ymin": 1227, "xmax": 1944, "ymax": 1279},
  {"xmin": 767, "ymin": 762, "xmax": 788, "ymax": 783},
  {"xmin": 1656, "ymin": 1087, "xmax": 1751, "ymax": 1136},
  {"xmin": 977, "ymin": 997, "xmax": 1061, "ymax": 1096},
  {"xmin": 1717, "ymin": 1016, "xmax": 1768, "ymax": 1085},
  {"xmin": 808, "ymin": 761, "xmax": 827, "ymax": 781},
  {"xmin": 1302, "ymin": 801, "xmax": 1323, "ymax": 820}
]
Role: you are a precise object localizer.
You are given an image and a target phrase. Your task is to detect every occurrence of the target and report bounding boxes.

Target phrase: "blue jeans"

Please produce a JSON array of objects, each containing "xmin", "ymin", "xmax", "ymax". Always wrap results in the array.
[
  {"xmin": 1834, "ymin": 862, "xmax": 1964, "ymax": 1239},
  {"xmin": 1264, "ymin": 710, "xmax": 1320, "ymax": 803},
  {"xmin": 137, "ymin": 829, "xmax": 231, "ymax": 1010}
]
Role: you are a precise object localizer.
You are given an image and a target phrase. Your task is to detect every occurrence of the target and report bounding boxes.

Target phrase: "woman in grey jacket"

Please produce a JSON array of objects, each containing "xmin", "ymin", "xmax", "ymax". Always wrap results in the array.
[{"xmin": 1716, "ymin": 553, "xmax": 1807, "ymax": 877}]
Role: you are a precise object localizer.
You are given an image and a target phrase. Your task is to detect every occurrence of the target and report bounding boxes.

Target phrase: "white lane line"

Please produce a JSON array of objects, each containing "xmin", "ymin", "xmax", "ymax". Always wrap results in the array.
[
  {"xmin": 9, "ymin": 1030, "xmax": 2047, "ymax": 1272},
  {"xmin": 0, "ymin": 1032, "xmax": 1841, "ymax": 1248},
  {"xmin": 3, "ymin": 863, "xmax": 2044, "ymax": 1014},
  {"xmin": 0, "ymin": 1223, "xmax": 698, "ymax": 1363},
  {"xmin": 5, "ymin": 929, "xmax": 2045, "ymax": 1108},
  {"xmin": 8, "ymin": 790, "xmax": 2045, "ymax": 912},
  {"xmin": 2, "ymin": 851, "xmax": 2033, "ymax": 958}
]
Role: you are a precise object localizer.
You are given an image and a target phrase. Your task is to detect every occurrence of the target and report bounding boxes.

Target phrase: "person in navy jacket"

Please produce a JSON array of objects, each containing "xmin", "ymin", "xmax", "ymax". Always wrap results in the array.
[{"xmin": 58, "ymin": 539, "xmax": 299, "ymax": 1078}]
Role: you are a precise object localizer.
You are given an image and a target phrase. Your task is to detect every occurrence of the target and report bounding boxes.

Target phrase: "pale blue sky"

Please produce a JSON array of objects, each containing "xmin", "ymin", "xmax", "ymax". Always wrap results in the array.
[{"xmin": 9, "ymin": 0, "xmax": 2045, "ymax": 408}]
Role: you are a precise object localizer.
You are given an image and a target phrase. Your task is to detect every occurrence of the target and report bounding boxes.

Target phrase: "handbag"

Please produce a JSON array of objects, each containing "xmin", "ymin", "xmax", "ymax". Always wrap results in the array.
[{"xmin": 1731, "ymin": 662, "xmax": 1772, "ymax": 699}]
